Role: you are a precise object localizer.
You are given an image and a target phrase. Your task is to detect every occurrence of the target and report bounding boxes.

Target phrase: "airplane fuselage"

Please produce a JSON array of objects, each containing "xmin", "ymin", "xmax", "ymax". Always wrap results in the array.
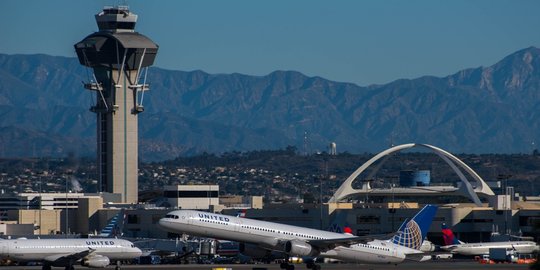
[
  {"xmin": 442, "ymin": 241, "xmax": 539, "ymax": 256},
  {"xmin": 159, "ymin": 210, "xmax": 407, "ymax": 264},
  {"xmin": 0, "ymin": 238, "xmax": 141, "ymax": 262}
]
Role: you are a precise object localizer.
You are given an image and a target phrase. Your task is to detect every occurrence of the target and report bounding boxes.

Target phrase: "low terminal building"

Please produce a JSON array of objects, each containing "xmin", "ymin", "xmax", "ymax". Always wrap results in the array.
[
  {"xmin": 2, "ymin": 182, "xmax": 539, "ymax": 243},
  {"xmin": 0, "ymin": 192, "xmax": 121, "ymax": 211},
  {"xmin": 164, "ymin": 184, "xmax": 219, "ymax": 210},
  {"xmin": 0, "ymin": 185, "xmax": 264, "ymax": 238}
]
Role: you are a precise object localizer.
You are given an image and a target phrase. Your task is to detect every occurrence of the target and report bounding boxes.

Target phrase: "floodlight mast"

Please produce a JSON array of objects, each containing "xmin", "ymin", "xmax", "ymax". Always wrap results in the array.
[{"xmin": 74, "ymin": 6, "xmax": 159, "ymax": 203}]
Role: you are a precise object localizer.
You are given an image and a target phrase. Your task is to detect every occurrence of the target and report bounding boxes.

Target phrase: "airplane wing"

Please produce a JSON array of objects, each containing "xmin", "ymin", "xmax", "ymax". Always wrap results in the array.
[
  {"xmin": 404, "ymin": 253, "xmax": 431, "ymax": 262},
  {"xmin": 306, "ymin": 233, "xmax": 395, "ymax": 252},
  {"xmin": 43, "ymin": 248, "xmax": 95, "ymax": 265}
]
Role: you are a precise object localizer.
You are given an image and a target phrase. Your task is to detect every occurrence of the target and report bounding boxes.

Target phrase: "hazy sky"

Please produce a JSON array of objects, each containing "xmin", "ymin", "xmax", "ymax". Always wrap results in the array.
[{"xmin": 1, "ymin": 0, "xmax": 539, "ymax": 86}]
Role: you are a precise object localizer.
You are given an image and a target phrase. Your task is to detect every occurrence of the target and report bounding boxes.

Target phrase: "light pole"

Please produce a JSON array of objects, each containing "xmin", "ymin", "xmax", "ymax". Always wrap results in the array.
[
  {"xmin": 319, "ymin": 174, "xmax": 323, "ymax": 230},
  {"xmin": 38, "ymin": 171, "xmax": 47, "ymax": 235},
  {"xmin": 390, "ymin": 176, "xmax": 398, "ymax": 231},
  {"xmin": 38, "ymin": 173, "xmax": 42, "ymax": 235},
  {"xmin": 320, "ymin": 157, "xmax": 328, "ymax": 230},
  {"xmin": 497, "ymin": 174, "xmax": 512, "ymax": 235},
  {"xmin": 65, "ymin": 175, "xmax": 69, "ymax": 236}
]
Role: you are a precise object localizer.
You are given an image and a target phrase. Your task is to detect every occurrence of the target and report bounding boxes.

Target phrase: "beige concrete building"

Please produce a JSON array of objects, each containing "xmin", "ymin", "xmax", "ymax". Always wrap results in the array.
[
  {"xmin": 220, "ymin": 195, "xmax": 264, "ymax": 209},
  {"xmin": 77, "ymin": 197, "xmax": 103, "ymax": 235},
  {"xmin": 0, "ymin": 222, "xmax": 34, "ymax": 236},
  {"xmin": 165, "ymin": 185, "xmax": 220, "ymax": 209},
  {"xmin": 5, "ymin": 209, "xmax": 62, "ymax": 235}
]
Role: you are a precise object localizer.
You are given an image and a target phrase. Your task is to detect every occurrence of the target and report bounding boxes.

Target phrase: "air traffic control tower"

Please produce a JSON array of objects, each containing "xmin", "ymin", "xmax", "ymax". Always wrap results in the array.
[{"xmin": 74, "ymin": 6, "xmax": 158, "ymax": 203}]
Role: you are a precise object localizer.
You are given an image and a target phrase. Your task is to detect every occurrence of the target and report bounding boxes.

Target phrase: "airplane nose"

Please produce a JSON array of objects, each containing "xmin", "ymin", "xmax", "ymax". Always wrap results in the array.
[{"xmin": 158, "ymin": 218, "xmax": 170, "ymax": 230}]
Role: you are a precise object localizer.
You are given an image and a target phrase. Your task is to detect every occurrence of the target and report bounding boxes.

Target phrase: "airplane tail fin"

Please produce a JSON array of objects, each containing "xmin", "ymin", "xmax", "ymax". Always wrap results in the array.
[
  {"xmin": 390, "ymin": 204, "xmax": 438, "ymax": 250},
  {"xmin": 441, "ymin": 223, "xmax": 462, "ymax": 245},
  {"xmin": 98, "ymin": 209, "xmax": 125, "ymax": 237},
  {"xmin": 236, "ymin": 209, "xmax": 247, "ymax": 218},
  {"xmin": 327, "ymin": 210, "xmax": 352, "ymax": 234}
]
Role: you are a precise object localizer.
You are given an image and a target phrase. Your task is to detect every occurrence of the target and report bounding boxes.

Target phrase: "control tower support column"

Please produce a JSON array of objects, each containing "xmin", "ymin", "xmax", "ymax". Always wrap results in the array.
[{"xmin": 74, "ymin": 6, "xmax": 158, "ymax": 203}]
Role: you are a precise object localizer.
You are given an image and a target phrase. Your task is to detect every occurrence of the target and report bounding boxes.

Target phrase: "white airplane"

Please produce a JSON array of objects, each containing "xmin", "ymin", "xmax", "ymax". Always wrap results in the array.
[
  {"xmin": 159, "ymin": 205, "xmax": 438, "ymax": 270},
  {"xmin": 0, "ymin": 238, "xmax": 142, "ymax": 270},
  {"xmin": 440, "ymin": 223, "xmax": 539, "ymax": 256}
]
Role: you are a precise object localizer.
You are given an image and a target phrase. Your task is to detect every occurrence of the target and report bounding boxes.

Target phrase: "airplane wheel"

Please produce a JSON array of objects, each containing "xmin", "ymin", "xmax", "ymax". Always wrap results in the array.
[
  {"xmin": 42, "ymin": 265, "xmax": 52, "ymax": 270},
  {"xmin": 286, "ymin": 265, "xmax": 295, "ymax": 270},
  {"xmin": 280, "ymin": 262, "xmax": 288, "ymax": 269},
  {"xmin": 313, "ymin": 265, "xmax": 321, "ymax": 270}
]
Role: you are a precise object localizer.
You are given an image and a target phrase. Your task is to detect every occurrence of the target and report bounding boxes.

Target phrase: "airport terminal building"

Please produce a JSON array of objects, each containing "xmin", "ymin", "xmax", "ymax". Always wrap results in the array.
[
  {"xmin": 2, "ymin": 144, "xmax": 540, "ymax": 243},
  {"xmin": 1, "ymin": 185, "xmax": 540, "ymax": 243}
]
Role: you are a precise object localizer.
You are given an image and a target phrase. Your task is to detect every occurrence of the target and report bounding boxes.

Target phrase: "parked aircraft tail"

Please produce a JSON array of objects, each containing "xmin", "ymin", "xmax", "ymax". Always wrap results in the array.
[
  {"xmin": 98, "ymin": 209, "xmax": 125, "ymax": 237},
  {"xmin": 441, "ymin": 223, "xmax": 464, "ymax": 245},
  {"xmin": 390, "ymin": 204, "xmax": 438, "ymax": 250},
  {"xmin": 327, "ymin": 209, "xmax": 352, "ymax": 234},
  {"xmin": 236, "ymin": 209, "xmax": 247, "ymax": 218}
]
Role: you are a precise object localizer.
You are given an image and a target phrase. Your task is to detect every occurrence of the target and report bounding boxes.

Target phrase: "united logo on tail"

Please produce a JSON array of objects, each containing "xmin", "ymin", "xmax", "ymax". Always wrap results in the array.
[
  {"xmin": 391, "ymin": 220, "xmax": 423, "ymax": 249},
  {"xmin": 391, "ymin": 205, "xmax": 438, "ymax": 250}
]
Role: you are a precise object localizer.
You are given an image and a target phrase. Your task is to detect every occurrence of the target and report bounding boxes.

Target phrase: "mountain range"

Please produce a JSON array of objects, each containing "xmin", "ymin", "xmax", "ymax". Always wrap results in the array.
[{"xmin": 1, "ymin": 47, "xmax": 539, "ymax": 161}]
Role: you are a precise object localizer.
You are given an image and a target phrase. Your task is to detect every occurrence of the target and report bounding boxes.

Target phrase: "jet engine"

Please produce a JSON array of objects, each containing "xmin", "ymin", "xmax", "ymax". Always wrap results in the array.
[
  {"xmin": 81, "ymin": 255, "xmax": 110, "ymax": 268},
  {"xmin": 420, "ymin": 240, "xmax": 436, "ymax": 252},
  {"xmin": 239, "ymin": 243, "xmax": 272, "ymax": 258},
  {"xmin": 285, "ymin": 240, "xmax": 319, "ymax": 257}
]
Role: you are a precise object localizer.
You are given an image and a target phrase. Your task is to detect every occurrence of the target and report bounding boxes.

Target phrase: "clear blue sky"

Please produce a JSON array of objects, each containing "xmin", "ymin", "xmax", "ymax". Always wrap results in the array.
[{"xmin": 1, "ymin": 0, "xmax": 539, "ymax": 86}]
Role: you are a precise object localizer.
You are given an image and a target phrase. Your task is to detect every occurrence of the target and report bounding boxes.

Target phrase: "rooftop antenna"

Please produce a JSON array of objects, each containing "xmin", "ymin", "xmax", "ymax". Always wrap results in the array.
[{"xmin": 303, "ymin": 131, "xmax": 310, "ymax": 156}]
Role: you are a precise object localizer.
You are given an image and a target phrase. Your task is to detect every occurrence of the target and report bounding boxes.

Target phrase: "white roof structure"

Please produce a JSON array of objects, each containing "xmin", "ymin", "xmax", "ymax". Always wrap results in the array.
[{"xmin": 328, "ymin": 143, "xmax": 495, "ymax": 206}]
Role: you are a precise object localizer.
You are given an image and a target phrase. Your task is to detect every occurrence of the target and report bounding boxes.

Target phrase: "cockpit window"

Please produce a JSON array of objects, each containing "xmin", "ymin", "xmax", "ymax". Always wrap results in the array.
[{"xmin": 165, "ymin": 214, "xmax": 179, "ymax": 219}]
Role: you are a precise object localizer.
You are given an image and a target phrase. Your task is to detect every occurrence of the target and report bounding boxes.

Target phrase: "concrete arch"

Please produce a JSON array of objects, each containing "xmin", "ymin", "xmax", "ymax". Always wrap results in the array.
[{"xmin": 328, "ymin": 143, "xmax": 494, "ymax": 205}]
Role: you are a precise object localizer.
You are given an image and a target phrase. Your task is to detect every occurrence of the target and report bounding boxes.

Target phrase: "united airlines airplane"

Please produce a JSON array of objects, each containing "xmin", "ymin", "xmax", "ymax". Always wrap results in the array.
[
  {"xmin": 440, "ymin": 223, "xmax": 539, "ymax": 256},
  {"xmin": 0, "ymin": 238, "xmax": 142, "ymax": 270},
  {"xmin": 159, "ymin": 205, "xmax": 438, "ymax": 270}
]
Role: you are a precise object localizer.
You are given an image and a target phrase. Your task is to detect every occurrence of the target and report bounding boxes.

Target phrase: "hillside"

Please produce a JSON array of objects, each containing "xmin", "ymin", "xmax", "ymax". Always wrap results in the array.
[{"xmin": 0, "ymin": 47, "xmax": 539, "ymax": 160}]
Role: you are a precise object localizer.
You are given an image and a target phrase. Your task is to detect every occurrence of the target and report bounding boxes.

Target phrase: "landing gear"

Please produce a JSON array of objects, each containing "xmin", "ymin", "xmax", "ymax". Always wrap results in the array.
[
  {"xmin": 115, "ymin": 260, "xmax": 121, "ymax": 270},
  {"xmin": 306, "ymin": 261, "xmax": 321, "ymax": 270},
  {"xmin": 64, "ymin": 265, "xmax": 75, "ymax": 270},
  {"xmin": 41, "ymin": 264, "xmax": 52, "ymax": 270},
  {"xmin": 279, "ymin": 261, "xmax": 295, "ymax": 270}
]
